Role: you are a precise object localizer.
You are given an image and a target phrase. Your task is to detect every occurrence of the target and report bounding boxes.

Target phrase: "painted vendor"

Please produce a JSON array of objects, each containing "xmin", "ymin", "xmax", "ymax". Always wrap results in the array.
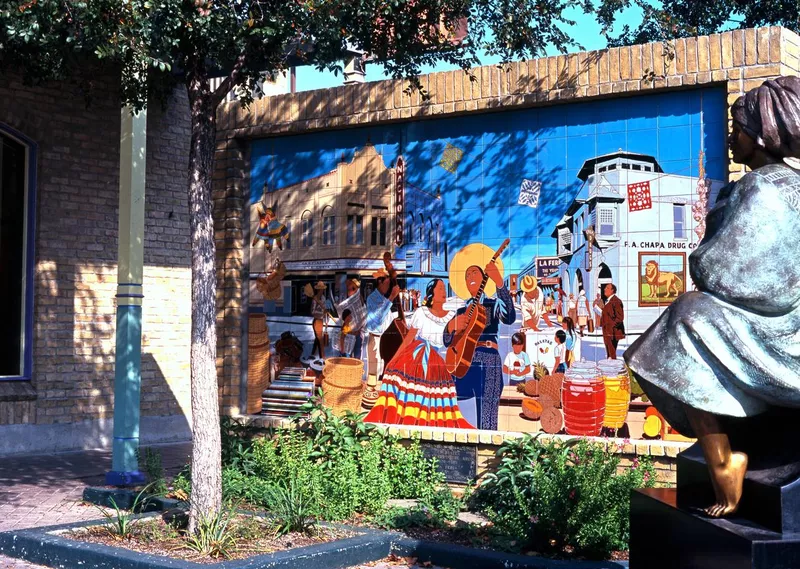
[
  {"xmin": 443, "ymin": 243, "xmax": 516, "ymax": 430},
  {"xmin": 365, "ymin": 268, "xmax": 400, "ymax": 381}
]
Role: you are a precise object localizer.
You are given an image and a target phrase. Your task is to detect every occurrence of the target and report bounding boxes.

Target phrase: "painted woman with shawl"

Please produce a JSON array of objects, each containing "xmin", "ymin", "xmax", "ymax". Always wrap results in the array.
[
  {"xmin": 365, "ymin": 279, "xmax": 475, "ymax": 428},
  {"xmin": 625, "ymin": 76, "xmax": 800, "ymax": 518}
]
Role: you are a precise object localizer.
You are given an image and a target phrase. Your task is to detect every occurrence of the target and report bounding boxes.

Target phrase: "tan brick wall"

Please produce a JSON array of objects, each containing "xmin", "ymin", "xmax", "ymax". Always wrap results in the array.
[
  {"xmin": 0, "ymin": 75, "xmax": 192, "ymax": 442},
  {"xmin": 214, "ymin": 26, "xmax": 800, "ymax": 415}
]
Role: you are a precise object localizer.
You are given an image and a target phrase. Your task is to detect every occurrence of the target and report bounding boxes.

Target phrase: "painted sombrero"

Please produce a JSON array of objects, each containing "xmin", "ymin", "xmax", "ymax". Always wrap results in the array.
[{"xmin": 448, "ymin": 243, "xmax": 505, "ymax": 300}]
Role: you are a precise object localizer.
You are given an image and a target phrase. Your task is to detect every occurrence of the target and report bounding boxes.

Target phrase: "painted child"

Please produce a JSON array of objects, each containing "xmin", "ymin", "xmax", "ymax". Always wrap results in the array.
[
  {"xmin": 503, "ymin": 332, "xmax": 531, "ymax": 386},
  {"xmin": 552, "ymin": 329, "xmax": 567, "ymax": 375}
]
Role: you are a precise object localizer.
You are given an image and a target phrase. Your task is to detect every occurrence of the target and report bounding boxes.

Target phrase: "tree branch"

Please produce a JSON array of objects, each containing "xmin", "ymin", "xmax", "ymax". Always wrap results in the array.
[{"xmin": 211, "ymin": 51, "xmax": 248, "ymax": 108}]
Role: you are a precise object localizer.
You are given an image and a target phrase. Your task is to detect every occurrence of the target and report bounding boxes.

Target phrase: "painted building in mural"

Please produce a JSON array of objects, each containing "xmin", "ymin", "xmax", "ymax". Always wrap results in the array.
[
  {"xmin": 549, "ymin": 151, "xmax": 726, "ymax": 332},
  {"xmin": 249, "ymin": 142, "xmax": 445, "ymax": 316}
]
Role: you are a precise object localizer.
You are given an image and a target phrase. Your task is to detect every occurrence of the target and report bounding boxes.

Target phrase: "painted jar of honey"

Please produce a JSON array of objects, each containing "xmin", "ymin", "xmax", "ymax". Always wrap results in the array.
[{"xmin": 598, "ymin": 359, "xmax": 631, "ymax": 430}]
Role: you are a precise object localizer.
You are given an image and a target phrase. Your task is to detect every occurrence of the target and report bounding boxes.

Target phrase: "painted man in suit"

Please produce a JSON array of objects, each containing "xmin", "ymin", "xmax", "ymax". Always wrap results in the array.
[{"xmin": 600, "ymin": 283, "xmax": 625, "ymax": 359}]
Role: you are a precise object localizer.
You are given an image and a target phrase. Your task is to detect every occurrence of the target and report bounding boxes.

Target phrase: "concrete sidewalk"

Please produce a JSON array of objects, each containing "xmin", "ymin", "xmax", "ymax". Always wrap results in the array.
[{"xmin": 0, "ymin": 442, "xmax": 192, "ymax": 569}]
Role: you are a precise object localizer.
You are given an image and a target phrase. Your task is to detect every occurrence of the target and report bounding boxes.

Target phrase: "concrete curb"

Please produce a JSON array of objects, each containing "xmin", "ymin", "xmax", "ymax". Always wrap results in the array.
[
  {"xmin": 0, "ymin": 515, "xmax": 393, "ymax": 569},
  {"xmin": 82, "ymin": 487, "xmax": 183, "ymax": 512},
  {"xmin": 0, "ymin": 515, "xmax": 629, "ymax": 569},
  {"xmin": 393, "ymin": 538, "xmax": 629, "ymax": 568}
]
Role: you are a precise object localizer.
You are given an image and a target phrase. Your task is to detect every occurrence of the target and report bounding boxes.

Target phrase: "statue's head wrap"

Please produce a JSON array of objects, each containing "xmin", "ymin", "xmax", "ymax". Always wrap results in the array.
[{"xmin": 731, "ymin": 76, "xmax": 800, "ymax": 160}]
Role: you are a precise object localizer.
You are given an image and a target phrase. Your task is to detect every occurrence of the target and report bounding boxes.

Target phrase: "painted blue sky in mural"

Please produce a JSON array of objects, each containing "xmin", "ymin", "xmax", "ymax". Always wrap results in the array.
[{"xmin": 251, "ymin": 88, "xmax": 727, "ymax": 274}]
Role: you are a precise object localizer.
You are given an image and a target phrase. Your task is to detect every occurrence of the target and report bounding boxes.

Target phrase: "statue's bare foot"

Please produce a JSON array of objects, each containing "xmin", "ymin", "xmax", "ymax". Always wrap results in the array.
[{"xmin": 704, "ymin": 451, "xmax": 748, "ymax": 518}]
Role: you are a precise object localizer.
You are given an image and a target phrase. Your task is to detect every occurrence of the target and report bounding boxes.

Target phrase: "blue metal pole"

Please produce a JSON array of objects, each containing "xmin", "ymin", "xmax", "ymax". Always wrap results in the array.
[{"xmin": 106, "ymin": 106, "xmax": 147, "ymax": 486}]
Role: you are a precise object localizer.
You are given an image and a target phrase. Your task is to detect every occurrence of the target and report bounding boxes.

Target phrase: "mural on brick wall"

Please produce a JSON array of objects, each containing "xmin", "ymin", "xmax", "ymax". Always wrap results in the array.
[{"xmin": 246, "ymin": 87, "xmax": 728, "ymax": 441}]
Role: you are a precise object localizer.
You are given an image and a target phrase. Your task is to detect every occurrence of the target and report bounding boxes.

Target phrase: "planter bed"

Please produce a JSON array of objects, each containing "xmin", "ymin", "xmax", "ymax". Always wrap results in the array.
[{"xmin": 0, "ymin": 514, "xmax": 628, "ymax": 569}]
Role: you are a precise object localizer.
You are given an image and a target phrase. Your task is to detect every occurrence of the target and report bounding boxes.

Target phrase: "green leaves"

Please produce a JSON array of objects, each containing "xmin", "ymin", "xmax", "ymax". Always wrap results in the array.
[{"xmin": 471, "ymin": 436, "xmax": 656, "ymax": 559}]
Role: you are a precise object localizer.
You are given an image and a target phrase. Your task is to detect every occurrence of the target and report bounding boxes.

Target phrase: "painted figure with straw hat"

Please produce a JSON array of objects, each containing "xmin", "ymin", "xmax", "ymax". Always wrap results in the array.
[
  {"xmin": 442, "ymin": 242, "xmax": 516, "ymax": 430},
  {"xmin": 519, "ymin": 274, "xmax": 553, "ymax": 331},
  {"xmin": 252, "ymin": 201, "xmax": 289, "ymax": 252}
]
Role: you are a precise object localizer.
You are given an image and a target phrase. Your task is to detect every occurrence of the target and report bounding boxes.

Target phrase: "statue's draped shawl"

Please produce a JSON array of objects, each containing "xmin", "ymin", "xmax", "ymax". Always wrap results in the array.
[{"xmin": 624, "ymin": 164, "xmax": 800, "ymax": 437}]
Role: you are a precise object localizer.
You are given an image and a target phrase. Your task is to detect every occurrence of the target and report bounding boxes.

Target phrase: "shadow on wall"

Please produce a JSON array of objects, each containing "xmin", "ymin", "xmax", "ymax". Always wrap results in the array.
[{"xmin": 0, "ymin": 259, "xmax": 192, "ymax": 456}]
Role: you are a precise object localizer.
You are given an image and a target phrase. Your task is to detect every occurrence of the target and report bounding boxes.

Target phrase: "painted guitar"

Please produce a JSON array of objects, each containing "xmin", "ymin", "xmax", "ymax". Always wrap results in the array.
[{"xmin": 445, "ymin": 238, "xmax": 510, "ymax": 378}]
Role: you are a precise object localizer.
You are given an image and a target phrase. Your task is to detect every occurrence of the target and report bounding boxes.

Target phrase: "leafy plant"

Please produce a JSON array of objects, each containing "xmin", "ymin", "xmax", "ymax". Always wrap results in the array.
[
  {"xmin": 471, "ymin": 435, "xmax": 655, "ymax": 559},
  {"xmin": 220, "ymin": 417, "xmax": 262, "ymax": 475},
  {"xmin": 94, "ymin": 484, "xmax": 153, "ymax": 539},
  {"xmin": 263, "ymin": 480, "xmax": 318, "ymax": 537},
  {"xmin": 184, "ymin": 508, "xmax": 237, "ymax": 559},
  {"xmin": 171, "ymin": 465, "xmax": 192, "ymax": 498},
  {"xmin": 138, "ymin": 447, "xmax": 167, "ymax": 496},
  {"xmin": 372, "ymin": 487, "xmax": 468, "ymax": 531}
]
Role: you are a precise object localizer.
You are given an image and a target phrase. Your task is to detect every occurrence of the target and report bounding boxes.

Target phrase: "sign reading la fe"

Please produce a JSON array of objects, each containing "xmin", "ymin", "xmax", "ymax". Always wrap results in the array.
[{"xmin": 536, "ymin": 257, "xmax": 561, "ymax": 278}]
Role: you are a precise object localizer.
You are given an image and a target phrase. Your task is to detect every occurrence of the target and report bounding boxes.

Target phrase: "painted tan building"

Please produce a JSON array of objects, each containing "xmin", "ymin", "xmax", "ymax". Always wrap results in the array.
[{"xmin": 249, "ymin": 142, "xmax": 398, "ymax": 277}]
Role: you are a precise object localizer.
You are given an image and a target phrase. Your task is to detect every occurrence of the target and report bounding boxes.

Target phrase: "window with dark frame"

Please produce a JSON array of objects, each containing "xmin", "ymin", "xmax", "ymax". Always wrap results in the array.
[
  {"xmin": 302, "ymin": 213, "xmax": 314, "ymax": 247},
  {"xmin": 322, "ymin": 210, "xmax": 336, "ymax": 246},
  {"xmin": 0, "ymin": 132, "xmax": 28, "ymax": 377}
]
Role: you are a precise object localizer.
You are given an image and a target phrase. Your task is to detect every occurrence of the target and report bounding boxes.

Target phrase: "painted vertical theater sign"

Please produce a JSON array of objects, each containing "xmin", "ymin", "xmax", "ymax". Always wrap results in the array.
[{"xmin": 247, "ymin": 87, "xmax": 728, "ymax": 441}]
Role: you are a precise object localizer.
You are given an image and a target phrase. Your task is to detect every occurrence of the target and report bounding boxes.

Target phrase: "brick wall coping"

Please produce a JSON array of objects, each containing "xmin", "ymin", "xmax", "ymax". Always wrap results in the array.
[{"xmin": 216, "ymin": 25, "xmax": 800, "ymax": 144}]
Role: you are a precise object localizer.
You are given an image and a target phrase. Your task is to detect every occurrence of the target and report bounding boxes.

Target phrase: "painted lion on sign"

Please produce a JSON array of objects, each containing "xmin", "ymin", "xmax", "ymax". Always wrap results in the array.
[{"xmin": 645, "ymin": 260, "xmax": 683, "ymax": 299}]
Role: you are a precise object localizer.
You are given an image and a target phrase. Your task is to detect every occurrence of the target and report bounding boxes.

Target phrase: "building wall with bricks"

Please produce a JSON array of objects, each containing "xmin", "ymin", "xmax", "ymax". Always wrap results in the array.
[
  {"xmin": 214, "ymin": 26, "xmax": 800, "ymax": 486},
  {"xmin": 0, "ymin": 74, "xmax": 193, "ymax": 454}
]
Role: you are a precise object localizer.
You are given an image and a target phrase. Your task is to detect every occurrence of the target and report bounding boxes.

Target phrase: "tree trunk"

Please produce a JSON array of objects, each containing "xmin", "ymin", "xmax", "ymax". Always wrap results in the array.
[{"xmin": 186, "ymin": 69, "xmax": 222, "ymax": 534}]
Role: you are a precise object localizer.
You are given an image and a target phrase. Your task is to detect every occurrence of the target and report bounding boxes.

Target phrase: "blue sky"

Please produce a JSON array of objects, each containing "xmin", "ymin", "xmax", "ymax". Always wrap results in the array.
[{"xmin": 295, "ymin": 4, "xmax": 647, "ymax": 92}]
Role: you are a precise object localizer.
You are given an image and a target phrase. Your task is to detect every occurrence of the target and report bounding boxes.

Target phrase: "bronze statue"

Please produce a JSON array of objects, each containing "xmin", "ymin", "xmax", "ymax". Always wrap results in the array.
[{"xmin": 625, "ymin": 76, "xmax": 800, "ymax": 518}]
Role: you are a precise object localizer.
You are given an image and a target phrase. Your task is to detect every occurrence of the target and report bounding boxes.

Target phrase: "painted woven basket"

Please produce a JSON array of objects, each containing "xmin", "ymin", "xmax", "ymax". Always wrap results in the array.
[
  {"xmin": 322, "ymin": 357, "xmax": 364, "ymax": 416},
  {"xmin": 249, "ymin": 313, "xmax": 269, "ymax": 336},
  {"xmin": 247, "ymin": 337, "xmax": 270, "ymax": 414}
]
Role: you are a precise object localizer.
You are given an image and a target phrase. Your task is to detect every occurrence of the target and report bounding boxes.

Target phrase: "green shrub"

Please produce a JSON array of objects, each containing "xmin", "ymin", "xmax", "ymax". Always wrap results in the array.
[
  {"xmin": 172, "ymin": 465, "xmax": 192, "ymax": 496},
  {"xmin": 471, "ymin": 434, "xmax": 655, "ymax": 559},
  {"xmin": 383, "ymin": 438, "xmax": 445, "ymax": 500},
  {"xmin": 263, "ymin": 480, "xmax": 318, "ymax": 536},
  {"xmin": 372, "ymin": 487, "xmax": 467, "ymax": 531},
  {"xmin": 183, "ymin": 398, "xmax": 448, "ymax": 523}
]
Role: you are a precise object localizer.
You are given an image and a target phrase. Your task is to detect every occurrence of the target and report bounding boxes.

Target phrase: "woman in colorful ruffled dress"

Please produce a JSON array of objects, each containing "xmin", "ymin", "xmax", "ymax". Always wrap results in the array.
[{"xmin": 365, "ymin": 279, "xmax": 474, "ymax": 428}]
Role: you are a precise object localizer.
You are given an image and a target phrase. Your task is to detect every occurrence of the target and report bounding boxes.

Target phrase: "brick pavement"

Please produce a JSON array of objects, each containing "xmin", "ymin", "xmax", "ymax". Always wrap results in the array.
[
  {"xmin": 0, "ymin": 443, "xmax": 445, "ymax": 569},
  {"xmin": 0, "ymin": 442, "xmax": 191, "ymax": 569}
]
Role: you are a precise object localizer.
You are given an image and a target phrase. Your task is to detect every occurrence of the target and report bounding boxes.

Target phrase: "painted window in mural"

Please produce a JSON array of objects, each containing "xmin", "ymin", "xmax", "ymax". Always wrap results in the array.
[
  {"xmin": 0, "ymin": 129, "xmax": 32, "ymax": 378},
  {"xmin": 248, "ymin": 87, "xmax": 728, "ymax": 442},
  {"xmin": 347, "ymin": 214, "xmax": 364, "ymax": 245},
  {"xmin": 322, "ymin": 207, "xmax": 336, "ymax": 246}
]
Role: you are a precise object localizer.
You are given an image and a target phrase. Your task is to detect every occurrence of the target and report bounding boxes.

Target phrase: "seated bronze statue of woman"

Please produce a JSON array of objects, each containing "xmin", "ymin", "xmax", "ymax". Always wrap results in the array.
[{"xmin": 625, "ymin": 76, "xmax": 800, "ymax": 519}]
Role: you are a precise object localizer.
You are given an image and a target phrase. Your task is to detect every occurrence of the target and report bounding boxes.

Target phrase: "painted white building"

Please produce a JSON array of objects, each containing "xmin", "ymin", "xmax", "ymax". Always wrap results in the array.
[{"xmin": 550, "ymin": 151, "xmax": 726, "ymax": 333}]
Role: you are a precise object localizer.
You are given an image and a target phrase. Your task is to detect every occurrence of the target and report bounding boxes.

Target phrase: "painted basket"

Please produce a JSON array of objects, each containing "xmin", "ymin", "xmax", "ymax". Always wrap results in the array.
[
  {"xmin": 247, "ymin": 338, "xmax": 270, "ymax": 414},
  {"xmin": 322, "ymin": 357, "xmax": 364, "ymax": 416}
]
